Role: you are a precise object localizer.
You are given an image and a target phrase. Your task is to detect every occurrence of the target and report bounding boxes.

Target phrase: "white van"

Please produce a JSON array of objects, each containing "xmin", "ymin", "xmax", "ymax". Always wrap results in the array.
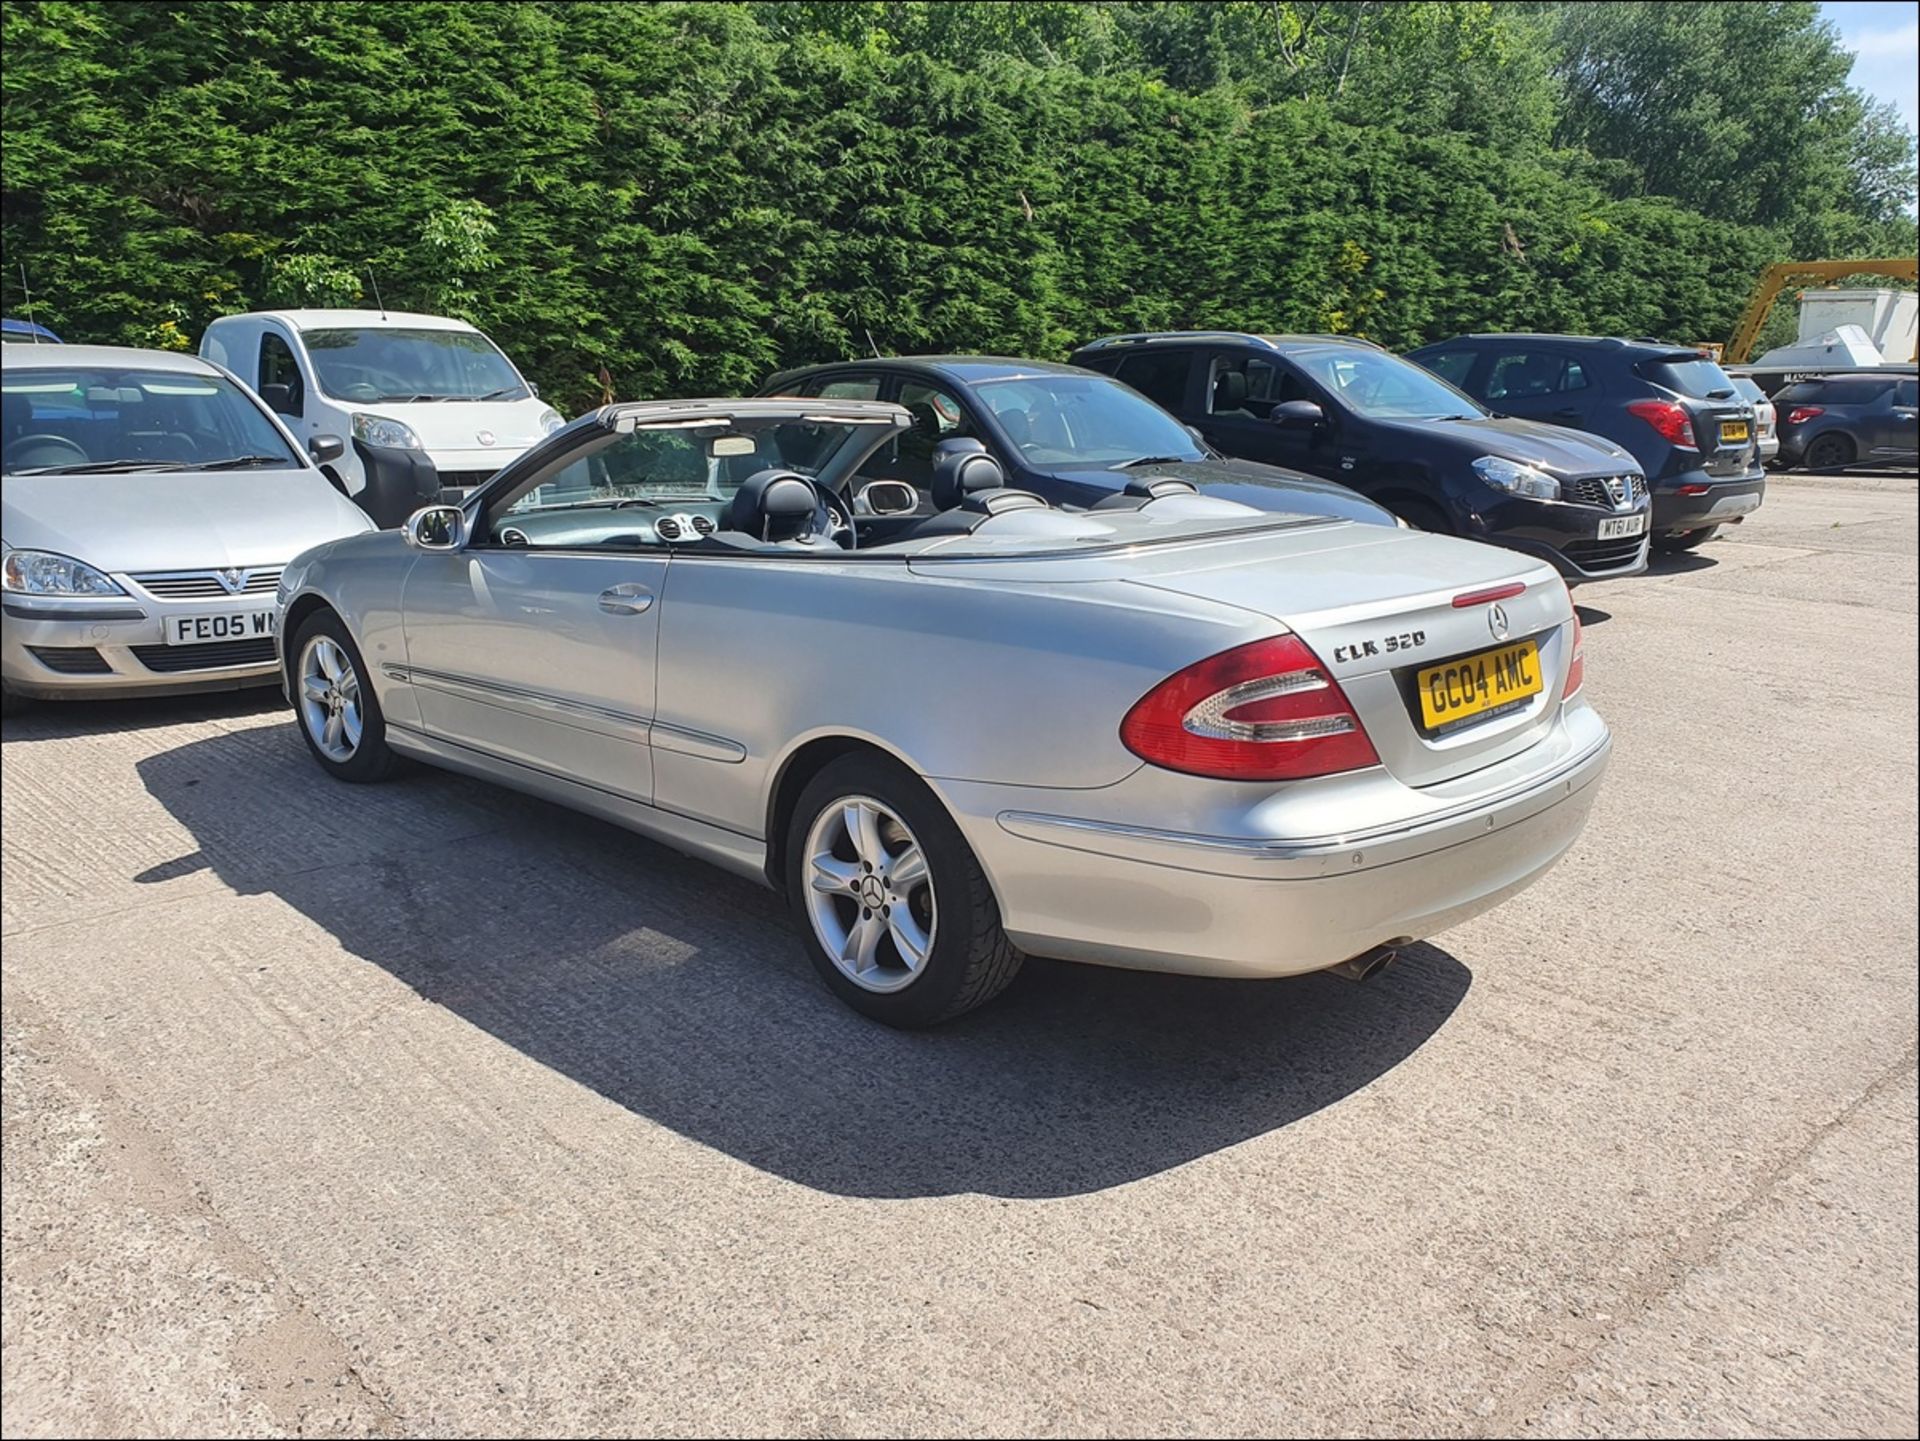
[{"xmin": 199, "ymin": 310, "xmax": 563, "ymax": 520}]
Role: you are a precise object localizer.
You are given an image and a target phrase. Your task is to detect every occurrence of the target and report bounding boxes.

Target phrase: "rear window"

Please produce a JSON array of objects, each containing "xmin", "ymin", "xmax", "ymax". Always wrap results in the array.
[
  {"xmin": 1730, "ymin": 377, "xmax": 1766, "ymax": 403},
  {"xmin": 1638, "ymin": 356, "xmax": 1738, "ymax": 399}
]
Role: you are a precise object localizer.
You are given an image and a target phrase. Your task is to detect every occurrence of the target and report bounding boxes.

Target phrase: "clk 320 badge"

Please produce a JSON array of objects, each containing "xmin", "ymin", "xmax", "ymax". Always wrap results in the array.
[{"xmin": 1334, "ymin": 630, "xmax": 1426, "ymax": 663}]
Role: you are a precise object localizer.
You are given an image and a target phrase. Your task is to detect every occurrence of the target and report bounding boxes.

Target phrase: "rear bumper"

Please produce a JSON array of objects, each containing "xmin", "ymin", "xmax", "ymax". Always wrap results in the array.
[
  {"xmin": 940, "ymin": 705, "xmax": 1611, "ymax": 979},
  {"xmin": 1651, "ymin": 470, "xmax": 1764, "ymax": 536}
]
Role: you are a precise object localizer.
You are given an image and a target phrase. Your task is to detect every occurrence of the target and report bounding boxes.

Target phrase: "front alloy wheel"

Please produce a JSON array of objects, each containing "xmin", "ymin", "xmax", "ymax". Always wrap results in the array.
[{"xmin": 298, "ymin": 634, "xmax": 363, "ymax": 762}]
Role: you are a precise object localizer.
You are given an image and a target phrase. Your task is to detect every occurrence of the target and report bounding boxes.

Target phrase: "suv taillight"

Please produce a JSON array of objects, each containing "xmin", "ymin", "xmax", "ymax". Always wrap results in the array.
[
  {"xmin": 1120, "ymin": 635, "xmax": 1379, "ymax": 781},
  {"xmin": 1785, "ymin": 405, "xmax": 1825, "ymax": 426},
  {"xmin": 1626, "ymin": 399, "xmax": 1697, "ymax": 450}
]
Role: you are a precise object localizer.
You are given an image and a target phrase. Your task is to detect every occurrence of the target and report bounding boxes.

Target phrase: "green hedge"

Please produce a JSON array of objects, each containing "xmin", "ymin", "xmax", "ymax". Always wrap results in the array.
[{"xmin": 0, "ymin": 1, "xmax": 1834, "ymax": 412}]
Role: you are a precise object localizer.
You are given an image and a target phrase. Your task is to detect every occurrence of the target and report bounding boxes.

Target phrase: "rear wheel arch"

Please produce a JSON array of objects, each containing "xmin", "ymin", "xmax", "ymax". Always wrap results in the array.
[{"xmin": 765, "ymin": 735, "xmax": 914, "ymax": 890}]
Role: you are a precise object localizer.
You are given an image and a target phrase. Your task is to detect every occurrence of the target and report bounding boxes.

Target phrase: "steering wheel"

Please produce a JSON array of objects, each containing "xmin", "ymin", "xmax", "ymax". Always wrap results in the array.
[
  {"xmin": 814, "ymin": 484, "xmax": 856, "ymax": 550},
  {"xmin": 4, "ymin": 434, "xmax": 90, "ymax": 470}
]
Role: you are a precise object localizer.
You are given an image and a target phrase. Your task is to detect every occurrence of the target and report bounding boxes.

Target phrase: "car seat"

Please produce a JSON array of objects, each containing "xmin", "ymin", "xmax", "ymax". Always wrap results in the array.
[
  {"xmin": 899, "ymin": 439, "xmax": 1048, "ymax": 538},
  {"xmin": 1212, "ymin": 368, "xmax": 1252, "ymax": 418},
  {"xmin": 724, "ymin": 467, "xmax": 822, "ymax": 543}
]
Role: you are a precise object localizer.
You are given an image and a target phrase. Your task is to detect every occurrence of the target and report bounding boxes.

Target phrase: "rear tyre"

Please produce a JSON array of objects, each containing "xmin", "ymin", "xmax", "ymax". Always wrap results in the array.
[
  {"xmin": 289, "ymin": 609, "xmax": 400, "ymax": 783},
  {"xmin": 785, "ymin": 753, "xmax": 1022, "ymax": 1027},
  {"xmin": 1653, "ymin": 524, "xmax": 1720, "ymax": 554},
  {"xmin": 1805, "ymin": 433, "xmax": 1856, "ymax": 471}
]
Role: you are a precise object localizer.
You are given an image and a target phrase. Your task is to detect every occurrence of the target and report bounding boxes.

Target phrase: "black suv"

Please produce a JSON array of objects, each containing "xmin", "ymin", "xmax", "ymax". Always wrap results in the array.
[
  {"xmin": 1770, "ymin": 371, "xmax": 1918, "ymax": 471},
  {"xmin": 1407, "ymin": 334, "xmax": 1766, "ymax": 553},
  {"xmin": 1069, "ymin": 331, "xmax": 1651, "ymax": 581}
]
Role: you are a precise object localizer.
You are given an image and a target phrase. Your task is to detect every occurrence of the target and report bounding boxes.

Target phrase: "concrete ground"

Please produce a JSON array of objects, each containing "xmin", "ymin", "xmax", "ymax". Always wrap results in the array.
[{"xmin": 2, "ymin": 468, "xmax": 1915, "ymax": 1439}]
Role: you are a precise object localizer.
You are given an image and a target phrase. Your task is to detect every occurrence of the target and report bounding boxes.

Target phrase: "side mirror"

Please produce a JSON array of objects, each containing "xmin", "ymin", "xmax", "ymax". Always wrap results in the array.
[
  {"xmin": 1270, "ymin": 400, "xmax": 1326, "ymax": 429},
  {"xmin": 403, "ymin": 504, "xmax": 468, "ymax": 550},
  {"xmin": 1183, "ymin": 424, "xmax": 1208, "ymax": 448},
  {"xmin": 855, "ymin": 479, "xmax": 919, "ymax": 517},
  {"xmin": 259, "ymin": 382, "xmax": 298, "ymax": 416},
  {"xmin": 308, "ymin": 433, "xmax": 345, "ymax": 464}
]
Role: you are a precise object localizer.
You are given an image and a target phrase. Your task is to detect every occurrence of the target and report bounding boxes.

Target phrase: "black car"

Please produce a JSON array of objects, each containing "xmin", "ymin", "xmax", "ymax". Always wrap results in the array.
[
  {"xmin": 1407, "ymin": 333, "xmax": 1765, "ymax": 553},
  {"xmin": 1770, "ymin": 371, "xmax": 1918, "ymax": 471},
  {"xmin": 757, "ymin": 355, "xmax": 1396, "ymax": 527},
  {"xmin": 1069, "ymin": 331, "xmax": 1651, "ymax": 581}
]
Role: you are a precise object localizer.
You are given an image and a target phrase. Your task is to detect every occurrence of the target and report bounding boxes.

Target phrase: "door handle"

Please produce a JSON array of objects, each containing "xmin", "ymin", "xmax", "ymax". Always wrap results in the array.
[
  {"xmin": 598, "ymin": 584, "xmax": 654, "ymax": 615},
  {"xmin": 1551, "ymin": 408, "xmax": 1584, "ymax": 421}
]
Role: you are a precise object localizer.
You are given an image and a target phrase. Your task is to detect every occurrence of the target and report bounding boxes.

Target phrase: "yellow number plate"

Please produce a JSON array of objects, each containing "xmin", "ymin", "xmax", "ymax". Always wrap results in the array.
[
  {"xmin": 1418, "ymin": 641, "xmax": 1542, "ymax": 730},
  {"xmin": 1720, "ymin": 420, "xmax": 1750, "ymax": 444}
]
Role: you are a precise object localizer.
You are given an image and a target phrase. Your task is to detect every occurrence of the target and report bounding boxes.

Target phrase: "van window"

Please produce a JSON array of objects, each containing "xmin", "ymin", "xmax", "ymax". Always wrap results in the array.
[{"xmin": 259, "ymin": 333, "xmax": 304, "ymax": 416}]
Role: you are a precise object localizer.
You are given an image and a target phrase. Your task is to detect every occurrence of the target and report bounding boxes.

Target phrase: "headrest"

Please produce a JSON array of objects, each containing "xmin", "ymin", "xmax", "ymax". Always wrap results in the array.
[
  {"xmin": 726, "ymin": 467, "xmax": 819, "ymax": 541},
  {"xmin": 931, "ymin": 437, "xmax": 1005, "ymax": 510},
  {"xmin": 1213, "ymin": 369, "xmax": 1248, "ymax": 407},
  {"xmin": 903, "ymin": 401, "xmax": 941, "ymax": 438}
]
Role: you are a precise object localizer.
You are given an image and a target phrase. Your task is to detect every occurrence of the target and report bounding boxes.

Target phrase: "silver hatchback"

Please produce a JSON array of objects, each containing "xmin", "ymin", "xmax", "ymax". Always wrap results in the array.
[{"xmin": 2, "ymin": 344, "xmax": 373, "ymax": 711}]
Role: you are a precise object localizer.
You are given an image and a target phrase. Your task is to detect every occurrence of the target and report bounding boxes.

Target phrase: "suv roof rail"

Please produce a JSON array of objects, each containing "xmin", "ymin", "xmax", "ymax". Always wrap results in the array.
[{"xmin": 1078, "ymin": 330, "xmax": 1385, "ymax": 353}]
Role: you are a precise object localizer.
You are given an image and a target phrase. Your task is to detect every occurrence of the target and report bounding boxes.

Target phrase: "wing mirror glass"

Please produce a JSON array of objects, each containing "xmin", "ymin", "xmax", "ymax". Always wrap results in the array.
[
  {"xmin": 1270, "ymin": 400, "xmax": 1326, "ymax": 429},
  {"xmin": 403, "ymin": 504, "xmax": 468, "ymax": 550},
  {"xmin": 855, "ymin": 479, "xmax": 919, "ymax": 516},
  {"xmin": 308, "ymin": 433, "xmax": 345, "ymax": 464}
]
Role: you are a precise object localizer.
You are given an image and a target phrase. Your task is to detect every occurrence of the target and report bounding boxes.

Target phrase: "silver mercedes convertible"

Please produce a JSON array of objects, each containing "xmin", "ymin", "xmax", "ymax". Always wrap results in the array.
[{"xmin": 276, "ymin": 397, "xmax": 1611, "ymax": 1025}]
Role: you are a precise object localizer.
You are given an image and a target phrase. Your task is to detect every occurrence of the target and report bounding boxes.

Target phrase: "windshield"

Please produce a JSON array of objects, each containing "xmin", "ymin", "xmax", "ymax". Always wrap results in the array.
[
  {"xmin": 1, "ymin": 367, "xmax": 300, "ymax": 475},
  {"xmin": 507, "ymin": 418, "xmax": 876, "ymax": 513},
  {"xmin": 1730, "ymin": 377, "xmax": 1767, "ymax": 403},
  {"xmin": 972, "ymin": 374, "xmax": 1205, "ymax": 467},
  {"xmin": 1291, "ymin": 348, "xmax": 1487, "ymax": 420},
  {"xmin": 301, "ymin": 326, "xmax": 528, "ymax": 404}
]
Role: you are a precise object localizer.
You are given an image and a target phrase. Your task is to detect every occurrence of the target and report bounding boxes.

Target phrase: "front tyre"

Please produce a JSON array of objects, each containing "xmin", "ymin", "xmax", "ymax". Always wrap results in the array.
[
  {"xmin": 290, "ymin": 609, "xmax": 400, "ymax": 783},
  {"xmin": 786, "ymin": 754, "xmax": 1022, "ymax": 1026}
]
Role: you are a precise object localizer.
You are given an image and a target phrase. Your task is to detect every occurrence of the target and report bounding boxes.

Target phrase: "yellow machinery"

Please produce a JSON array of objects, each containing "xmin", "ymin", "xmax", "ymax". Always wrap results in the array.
[{"xmin": 1724, "ymin": 258, "xmax": 1919, "ymax": 365}]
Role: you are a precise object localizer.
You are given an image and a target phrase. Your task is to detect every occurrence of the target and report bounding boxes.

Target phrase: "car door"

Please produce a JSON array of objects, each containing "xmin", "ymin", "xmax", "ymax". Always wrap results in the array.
[
  {"xmin": 868, "ymin": 374, "xmax": 982, "ymax": 508},
  {"xmin": 1197, "ymin": 350, "xmax": 1347, "ymax": 479},
  {"xmin": 1873, "ymin": 378, "xmax": 1918, "ymax": 457},
  {"xmin": 398, "ymin": 435, "xmax": 670, "ymax": 802}
]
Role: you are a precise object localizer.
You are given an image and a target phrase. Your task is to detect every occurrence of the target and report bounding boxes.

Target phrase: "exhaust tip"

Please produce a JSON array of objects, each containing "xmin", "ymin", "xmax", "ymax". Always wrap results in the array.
[{"xmin": 1326, "ymin": 945, "xmax": 1400, "ymax": 983}]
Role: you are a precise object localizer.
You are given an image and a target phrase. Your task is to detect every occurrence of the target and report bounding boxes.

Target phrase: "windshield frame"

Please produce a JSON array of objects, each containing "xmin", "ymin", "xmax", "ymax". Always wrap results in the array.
[
  {"xmin": 1, "ymin": 365, "xmax": 304, "ymax": 476},
  {"xmin": 298, "ymin": 324, "xmax": 531, "ymax": 405}
]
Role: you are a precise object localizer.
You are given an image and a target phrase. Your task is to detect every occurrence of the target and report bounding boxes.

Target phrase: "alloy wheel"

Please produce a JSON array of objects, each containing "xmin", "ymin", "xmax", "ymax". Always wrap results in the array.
[
  {"xmin": 297, "ymin": 634, "xmax": 363, "ymax": 762},
  {"xmin": 802, "ymin": 795, "xmax": 937, "ymax": 993}
]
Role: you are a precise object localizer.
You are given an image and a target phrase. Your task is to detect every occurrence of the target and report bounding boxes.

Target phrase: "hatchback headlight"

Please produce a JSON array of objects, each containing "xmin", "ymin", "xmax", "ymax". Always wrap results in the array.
[
  {"xmin": 1472, "ymin": 455, "xmax": 1561, "ymax": 501},
  {"xmin": 537, "ymin": 406, "xmax": 564, "ymax": 435},
  {"xmin": 1, "ymin": 548, "xmax": 128, "ymax": 597},
  {"xmin": 351, "ymin": 412, "xmax": 423, "ymax": 450}
]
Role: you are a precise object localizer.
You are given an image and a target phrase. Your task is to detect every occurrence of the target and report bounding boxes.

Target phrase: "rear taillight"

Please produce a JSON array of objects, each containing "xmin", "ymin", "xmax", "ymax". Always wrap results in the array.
[
  {"xmin": 1786, "ymin": 405, "xmax": 1825, "ymax": 426},
  {"xmin": 1565, "ymin": 611, "xmax": 1585, "ymax": 698},
  {"xmin": 1626, "ymin": 399, "xmax": 1697, "ymax": 450},
  {"xmin": 1120, "ymin": 635, "xmax": 1379, "ymax": 781}
]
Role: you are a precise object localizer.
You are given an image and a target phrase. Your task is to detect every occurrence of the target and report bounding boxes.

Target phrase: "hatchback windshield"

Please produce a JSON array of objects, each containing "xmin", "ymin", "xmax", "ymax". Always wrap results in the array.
[
  {"xmin": 1291, "ymin": 348, "xmax": 1486, "ymax": 421},
  {"xmin": 301, "ymin": 326, "xmax": 528, "ymax": 404},
  {"xmin": 1, "ymin": 367, "xmax": 300, "ymax": 475},
  {"xmin": 972, "ymin": 374, "xmax": 1205, "ymax": 467}
]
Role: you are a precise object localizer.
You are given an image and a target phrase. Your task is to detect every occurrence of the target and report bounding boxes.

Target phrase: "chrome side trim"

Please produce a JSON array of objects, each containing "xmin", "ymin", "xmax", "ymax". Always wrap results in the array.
[
  {"xmin": 997, "ymin": 731, "xmax": 1611, "ymax": 871},
  {"xmin": 650, "ymin": 720, "xmax": 748, "ymax": 763},
  {"xmin": 384, "ymin": 663, "xmax": 650, "ymax": 741}
]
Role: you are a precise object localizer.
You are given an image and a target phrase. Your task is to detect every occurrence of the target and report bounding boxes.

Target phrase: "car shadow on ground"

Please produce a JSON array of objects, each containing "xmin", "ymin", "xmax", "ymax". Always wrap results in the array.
[
  {"xmin": 1644, "ymin": 550, "xmax": 1719, "ymax": 578},
  {"xmin": 2, "ymin": 688, "xmax": 287, "ymax": 743},
  {"xmin": 1573, "ymin": 604, "xmax": 1613, "ymax": 627},
  {"xmin": 132, "ymin": 723, "xmax": 1472, "ymax": 1200}
]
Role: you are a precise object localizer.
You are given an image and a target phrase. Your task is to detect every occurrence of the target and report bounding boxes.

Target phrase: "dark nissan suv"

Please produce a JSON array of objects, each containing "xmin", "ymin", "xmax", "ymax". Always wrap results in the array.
[
  {"xmin": 1408, "ymin": 334, "xmax": 1766, "ymax": 553},
  {"xmin": 1069, "ymin": 331, "xmax": 1651, "ymax": 581}
]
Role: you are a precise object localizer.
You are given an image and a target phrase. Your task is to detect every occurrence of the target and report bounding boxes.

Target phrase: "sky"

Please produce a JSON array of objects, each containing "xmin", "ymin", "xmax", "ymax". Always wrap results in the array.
[{"xmin": 1822, "ymin": 0, "xmax": 1919, "ymax": 134}]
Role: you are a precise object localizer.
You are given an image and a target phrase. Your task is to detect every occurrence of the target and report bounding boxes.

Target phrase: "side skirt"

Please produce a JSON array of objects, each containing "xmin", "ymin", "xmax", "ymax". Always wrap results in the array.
[{"xmin": 387, "ymin": 722, "xmax": 770, "ymax": 885}]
